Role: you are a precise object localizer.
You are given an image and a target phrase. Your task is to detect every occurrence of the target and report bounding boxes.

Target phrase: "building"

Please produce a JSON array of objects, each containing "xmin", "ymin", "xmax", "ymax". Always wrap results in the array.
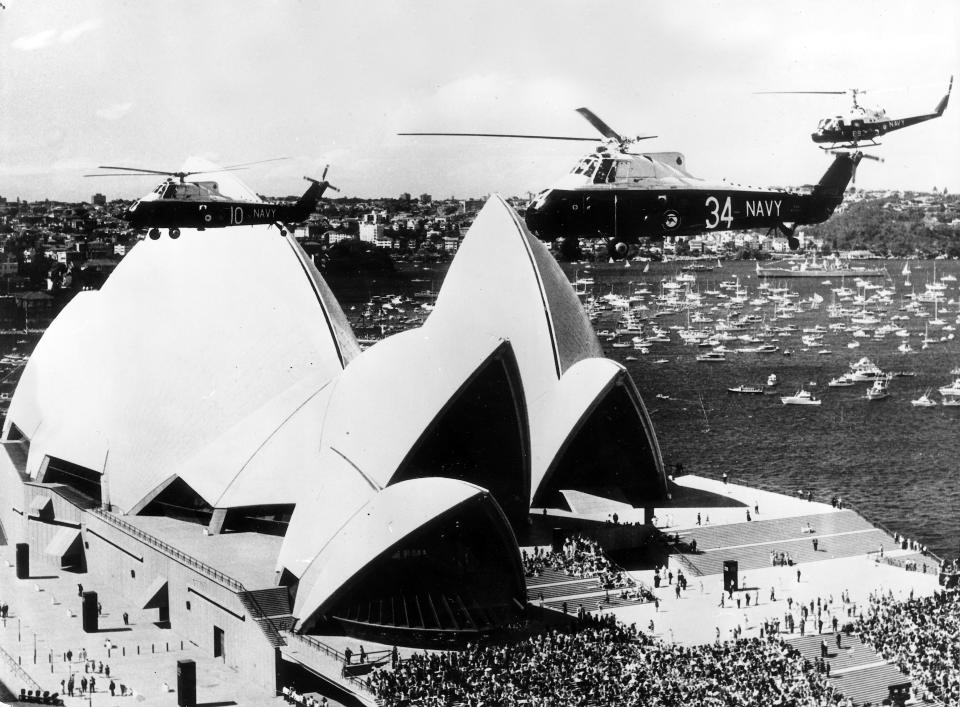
[
  {"xmin": 0, "ymin": 182, "xmax": 665, "ymax": 701},
  {"xmin": 358, "ymin": 211, "xmax": 387, "ymax": 243},
  {"xmin": 92, "ymin": 193, "xmax": 107, "ymax": 207}
]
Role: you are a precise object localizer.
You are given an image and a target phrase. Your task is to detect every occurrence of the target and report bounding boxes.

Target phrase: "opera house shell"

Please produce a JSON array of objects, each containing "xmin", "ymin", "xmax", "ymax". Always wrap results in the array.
[{"xmin": 0, "ymin": 181, "xmax": 666, "ymax": 656}]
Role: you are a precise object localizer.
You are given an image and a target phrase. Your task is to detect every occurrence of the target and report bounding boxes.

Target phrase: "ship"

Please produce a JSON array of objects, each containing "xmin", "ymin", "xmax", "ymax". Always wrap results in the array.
[{"xmin": 756, "ymin": 255, "xmax": 886, "ymax": 278}]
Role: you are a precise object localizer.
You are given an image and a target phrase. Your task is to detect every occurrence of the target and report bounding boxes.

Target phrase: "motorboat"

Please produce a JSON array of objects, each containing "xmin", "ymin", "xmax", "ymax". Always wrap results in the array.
[
  {"xmin": 937, "ymin": 378, "xmax": 960, "ymax": 396},
  {"xmin": 696, "ymin": 351, "xmax": 727, "ymax": 362},
  {"xmin": 828, "ymin": 376, "xmax": 855, "ymax": 387},
  {"xmin": 781, "ymin": 389, "xmax": 821, "ymax": 406},
  {"xmin": 865, "ymin": 378, "xmax": 890, "ymax": 400},
  {"xmin": 941, "ymin": 395, "xmax": 960, "ymax": 407},
  {"xmin": 766, "ymin": 373, "xmax": 779, "ymax": 387},
  {"xmin": 728, "ymin": 385, "xmax": 765, "ymax": 394}
]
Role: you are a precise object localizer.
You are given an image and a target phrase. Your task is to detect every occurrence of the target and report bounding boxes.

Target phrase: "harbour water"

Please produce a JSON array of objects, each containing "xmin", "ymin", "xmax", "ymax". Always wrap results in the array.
[{"xmin": 327, "ymin": 257, "xmax": 960, "ymax": 560}]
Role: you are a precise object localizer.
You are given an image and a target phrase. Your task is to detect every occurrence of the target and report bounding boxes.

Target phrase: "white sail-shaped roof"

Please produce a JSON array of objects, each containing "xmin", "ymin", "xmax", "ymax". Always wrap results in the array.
[
  {"xmin": 4, "ymin": 164, "xmax": 358, "ymax": 512},
  {"xmin": 425, "ymin": 196, "xmax": 665, "ymax": 503},
  {"xmin": 292, "ymin": 477, "xmax": 493, "ymax": 628},
  {"xmin": 429, "ymin": 196, "xmax": 603, "ymax": 398},
  {"xmin": 276, "ymin": 329, "xmax": 527, "ymax": 577}
]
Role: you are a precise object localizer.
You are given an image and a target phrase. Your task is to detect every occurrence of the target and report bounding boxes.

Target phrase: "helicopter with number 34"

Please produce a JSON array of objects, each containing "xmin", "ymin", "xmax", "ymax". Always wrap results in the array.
[{"xmin": 403, "ymin": 108, "xmax": 862, "ymax": 258}]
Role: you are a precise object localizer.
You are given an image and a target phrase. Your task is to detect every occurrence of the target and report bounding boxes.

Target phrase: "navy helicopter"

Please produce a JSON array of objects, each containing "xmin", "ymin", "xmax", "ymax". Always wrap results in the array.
[
  {"xmin": 758, "ymin": 76, "xmax": 952, "ymax": 148},
  {"xmin": 403, "ymin": 108, "xmax": 861, "ymax": 258},
  {"xmin": 85, "ymin": 159, "xmax": 337, "ymax": 239}
]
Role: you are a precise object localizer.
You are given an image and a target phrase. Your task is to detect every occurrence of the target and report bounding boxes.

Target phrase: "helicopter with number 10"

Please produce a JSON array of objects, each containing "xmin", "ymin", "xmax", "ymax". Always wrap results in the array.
[{"xmin": 86, "ymin": 159, "xmax": 337, "ymax": 240}]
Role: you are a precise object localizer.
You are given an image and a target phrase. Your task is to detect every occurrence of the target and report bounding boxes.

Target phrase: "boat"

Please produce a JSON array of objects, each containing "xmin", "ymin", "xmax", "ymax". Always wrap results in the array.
[
  {"xmin": 865, "ymin": 378, "xmax": 890, "ymax": 400},
  {"xmin": 696, "ymin": 351, "xmax": 727, "ymax": 362},
  {"xmin": 937, "ymin": 378, "xmax": 960, "ymax": 396},
  {"xmin": 941, "ymin": 395, "xmax": 960, "ymax": 407},
  {"xmin": 728, "ymin": 385, "xmax": 765, "ymax": 394},
  {"xmin": 781, "ymin": 389, "xmax": 821, "ymax": 405},
  {"xmin": 911, "ymin": 392, "xmax": 937, "ymax": 407},
  {"xmin": 766, "ymin": 373, "xmax": 779, "ymax": 387},
  {"xmin": 828, "ymin": 376, "xmax": 855, "ymax": 387},
  {"xmin": 757, "ymin": 255, "xmax": 886, "ymax": 278}
]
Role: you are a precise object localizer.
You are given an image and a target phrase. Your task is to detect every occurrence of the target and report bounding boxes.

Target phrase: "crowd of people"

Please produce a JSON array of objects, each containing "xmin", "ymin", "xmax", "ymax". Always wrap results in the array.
[
  {"xmin": 368, "ymin": 615, "xmax": 845, "ymax": 706},
  {"xmin": 521, "ymin": 535, "xmax": 635, "ymax": 591},
  {"xmin": 856, "ymin": 589, "xmax": 960, "ymax": 705}
]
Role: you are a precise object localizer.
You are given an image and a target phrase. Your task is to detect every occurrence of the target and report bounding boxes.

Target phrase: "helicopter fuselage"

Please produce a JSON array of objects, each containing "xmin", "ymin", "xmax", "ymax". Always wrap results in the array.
[
  {"xmin": 122, "ymin": 177, "xmax": 330, "ymax": 232},
  {"xmin": 125, "ymin": 197, "xmax": 296, "ymax": 229},
  {"xmin": 524, "ymin": 151, "xmax": 859, "ymax": 252},
  {"xmin": 811, "ymin": 77, "xmax": 951, "ymax": 148}
]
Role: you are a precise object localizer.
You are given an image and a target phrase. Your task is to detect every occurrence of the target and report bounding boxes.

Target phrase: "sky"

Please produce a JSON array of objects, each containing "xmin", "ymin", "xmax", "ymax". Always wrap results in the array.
[{"xmin": 0, "ymin": 0, "xmax": 957, "ymax": 202}]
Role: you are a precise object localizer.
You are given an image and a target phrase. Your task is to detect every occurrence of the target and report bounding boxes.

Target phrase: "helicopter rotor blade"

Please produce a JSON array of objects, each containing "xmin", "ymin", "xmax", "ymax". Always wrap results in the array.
[
  {"xmin": 574, "ymin": 108, "xmax": 623, "ymax": 142},
  {"xmin": 84, "ymin": 172, "xmax": 165, "ymax": 178},
  {"xmin": 398, "ymin": 131, "xmax": 600, "ymax": 142},
  {"xmin": 179, "ymin": 166, "xmax": 256, "ymax": 177},
  {"xmin": 96, "ymin": 165, "xmax": 181, "ymax": 176},
  {"xmin": 218, "ymin": 157, "xmax": 290, "ymax": 170},
  {"xmin": 322, "ymin": 164, "xmax": 329, "ymax": 180},
  {"xmin": 754, "ymin": 91, "xmax": 847, "ymax": 95}
]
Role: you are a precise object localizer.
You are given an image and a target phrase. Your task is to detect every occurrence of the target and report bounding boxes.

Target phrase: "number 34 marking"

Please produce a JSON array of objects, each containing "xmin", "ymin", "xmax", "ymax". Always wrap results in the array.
[{"xmin": 705, "ymin": 196, "xmax": 732, "ymax": 229}]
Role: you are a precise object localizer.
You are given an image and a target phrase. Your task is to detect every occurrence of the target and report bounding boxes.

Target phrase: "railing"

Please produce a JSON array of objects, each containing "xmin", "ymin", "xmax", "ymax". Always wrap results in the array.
[
  {"xmin": 672, "ymin": 551, "xmax": 704, "ymax": 578},
  {"xmin": 282, "ymin": 632, "xmax": 380, "ymax": 697},
  {"xmin": 0, "ymin": 643, "xmax": 42, "ymax": 691},
  {"xmin": 88, "ymin": 507, "xmax": 293, "ymax": 651},
  {"xmin": 880, "ymin": 556, "xmax": 940, "ymax": 575},
  {"xmin": 86, "ymin": 507, "xmax": 243, "ymax": 591}
]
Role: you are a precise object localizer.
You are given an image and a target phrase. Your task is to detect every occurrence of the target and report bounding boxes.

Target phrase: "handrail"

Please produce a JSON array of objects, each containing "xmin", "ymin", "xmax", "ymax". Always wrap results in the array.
[
  {"xmin": 880, "ymin": 555, "xmax": 940, "ymax": 575},
  {"xmin": 0, "ymin": 643, "xmax": 42, "ymax": 691},
  {"xmin": 87, "ymin": 507, "xmax": 244, "ymax": 591},
  {"xmin": 88, "ymin": 507, "xmax": 292, "ymax": 650},
  {"xmin": 282, "ymin": 632, "xmax": 380, "ymax": 696},
  {"xmin": 672, "ymin": 551, "xmax": 703, "ymax": 578}
]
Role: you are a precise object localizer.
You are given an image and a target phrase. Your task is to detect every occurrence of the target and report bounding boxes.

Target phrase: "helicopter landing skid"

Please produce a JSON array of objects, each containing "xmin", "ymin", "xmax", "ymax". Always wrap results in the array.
[{"xmin": 820, "ymin": 140, "xmax": 881, "ymax": 150}]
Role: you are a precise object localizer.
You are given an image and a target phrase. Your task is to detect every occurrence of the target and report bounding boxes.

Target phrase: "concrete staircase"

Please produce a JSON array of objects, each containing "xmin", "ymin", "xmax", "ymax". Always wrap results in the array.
[
  {"xmin": 788, "ymin": 633, "xmax": 911, "ymax": 706},
  {"xmin": 672, "ymin": 510, "xmax": 896, "ymax": 576},
  {"xmin": 237, "ymin": 586, "xmax": 293, "ymax": 648}
]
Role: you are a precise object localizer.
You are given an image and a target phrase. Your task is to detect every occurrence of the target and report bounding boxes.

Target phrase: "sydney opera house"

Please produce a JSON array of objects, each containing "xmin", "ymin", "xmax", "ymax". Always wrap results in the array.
[{"xmin": 0, "ymin": 179, "xmax": 667, "ymax": 698}]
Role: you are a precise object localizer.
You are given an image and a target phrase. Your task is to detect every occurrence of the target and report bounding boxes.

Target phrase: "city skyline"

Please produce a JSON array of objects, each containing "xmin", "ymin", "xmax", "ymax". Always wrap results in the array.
[{"xmin": 1, "ymin": 0, "xmax": 958, "ymax": 202}]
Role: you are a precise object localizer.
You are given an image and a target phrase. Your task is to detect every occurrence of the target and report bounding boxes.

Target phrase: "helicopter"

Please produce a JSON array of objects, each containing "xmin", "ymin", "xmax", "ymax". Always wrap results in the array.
[
  {"xmin": 758, "ymin": 76, "xmax": 952, "ymax": 149},
  {"xmin": 85, "ymin": 159, "xmax": 338, "ymax": 239},
  {"xmin": 402, "ymin": 108, "xmax": 862, "ymax": 258}
]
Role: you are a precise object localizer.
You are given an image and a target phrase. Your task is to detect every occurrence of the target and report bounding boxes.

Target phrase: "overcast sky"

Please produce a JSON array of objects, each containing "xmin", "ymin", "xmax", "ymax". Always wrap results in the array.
[{"xmin": 1, "ymin": 0, "xmax": 957, "ymax": 201}]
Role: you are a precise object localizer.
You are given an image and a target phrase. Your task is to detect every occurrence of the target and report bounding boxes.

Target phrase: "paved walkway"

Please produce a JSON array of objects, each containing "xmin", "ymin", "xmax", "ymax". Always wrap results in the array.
[{"xmin": 0, "ymin": 547, "xmax": 289, "ymax": 707}]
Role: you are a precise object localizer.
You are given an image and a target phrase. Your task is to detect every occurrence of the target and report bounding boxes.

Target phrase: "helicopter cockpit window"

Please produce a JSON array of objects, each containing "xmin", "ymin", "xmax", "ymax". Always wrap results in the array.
[
  {"xmin": 594, "ymin": 158, "xmax": 615, "ymax": 184},
  {"xmin": 572, "ymin": 157, "xmax": 597, "ymax": 176},
  {"xmin": 163, "ymin": 183, "xmax": 178, "ymax": 199}
]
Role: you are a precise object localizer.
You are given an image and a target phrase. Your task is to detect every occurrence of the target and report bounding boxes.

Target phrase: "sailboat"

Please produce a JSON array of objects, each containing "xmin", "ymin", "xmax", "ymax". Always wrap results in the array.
[
  {"xmin": 930, "ymin": 296, "xmax": 946, "ymax": 327},
  {"xmin": 902, "ymin": 261, "xmax": 911, "ymax": 287},
  {"xmin": 643, "ymin": 262, "xmax": 650, "ymax": 273}
]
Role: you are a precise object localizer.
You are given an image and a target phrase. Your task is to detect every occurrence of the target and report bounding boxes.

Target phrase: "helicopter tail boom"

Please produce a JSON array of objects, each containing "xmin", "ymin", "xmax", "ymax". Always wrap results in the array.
[{"xmin": 812, "ymin": 151, "xmax": 862, "ymax": 200}]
